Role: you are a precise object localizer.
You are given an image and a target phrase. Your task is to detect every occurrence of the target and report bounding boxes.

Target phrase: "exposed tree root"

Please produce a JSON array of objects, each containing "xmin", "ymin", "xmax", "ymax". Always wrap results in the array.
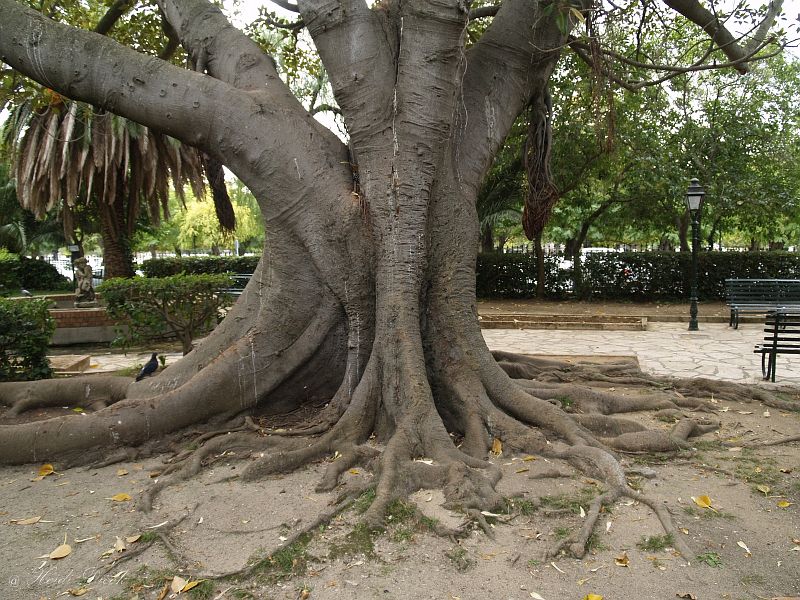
[{"xmin": 0, "ymin": 376, "xmax": 132, "ymax": 417}]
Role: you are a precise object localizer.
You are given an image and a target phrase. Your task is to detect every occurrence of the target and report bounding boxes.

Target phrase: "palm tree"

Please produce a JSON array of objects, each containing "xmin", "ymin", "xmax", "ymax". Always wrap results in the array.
[{"xmin": 4, "ymin": 96, "xmax": 209, "ymax": 278}]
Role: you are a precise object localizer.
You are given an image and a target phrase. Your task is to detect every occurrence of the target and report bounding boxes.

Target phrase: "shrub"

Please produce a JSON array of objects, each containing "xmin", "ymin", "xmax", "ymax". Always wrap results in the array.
[
  {"xmin": 98, "ymin": 274, "xmax": 233, "ymax": 354},
  {"xmin": 476, "ymin": 253, "xmax": 571, "ymax": 299},
  {"xmin": 0, "ymin": 252, "xmax": 71, "ymax": 294},
  {"xmin": 476, "ymin": 251, "xmax": 800, "ymax": 301},
  {"xmin": 141, "ymin": 256, "xmax": 260, "ymax": 277},
  {"xmin": 0, "ymin": 298, "xmax": 55, "ymax": 381}
]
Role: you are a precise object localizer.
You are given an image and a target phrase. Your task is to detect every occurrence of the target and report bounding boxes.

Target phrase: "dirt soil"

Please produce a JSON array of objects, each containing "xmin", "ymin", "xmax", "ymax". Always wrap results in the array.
[
  {"xmin": 1, "ymin": 303, "xmax": 797, "ymax": 600},
  {"xmin": 1, "ymin": 384, "xmax": 799, "ymax": 600}
]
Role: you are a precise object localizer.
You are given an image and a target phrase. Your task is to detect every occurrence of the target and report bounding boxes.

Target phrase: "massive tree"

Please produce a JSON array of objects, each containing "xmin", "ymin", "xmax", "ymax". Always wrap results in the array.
[{"xmin": 0, "ymin": 0, "xmax": 791, "ymax": 558}]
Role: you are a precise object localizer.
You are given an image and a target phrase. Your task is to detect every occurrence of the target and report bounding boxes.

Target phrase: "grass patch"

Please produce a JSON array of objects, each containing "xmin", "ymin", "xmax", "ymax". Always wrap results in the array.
[
  {"xmin": 554, "ymin": 526, "xmax": 572, "ymax": 540},
  {"xmin": 696, "ymin": 552, "xmax": 723, "ymax": 567},
  {"xmin": 327, "ymin": 523, "xmax": 378, "ymax": 560},
  {"xmin": 636, "ymin": 534, "xmax": 674, "ymax": 552},
  {"xmin": 740, "ymin": 573, "xmax": 767, "ymax": 586},
  {"xmin": 586, "ymin": 532, "xmax": 606, "ymax": 552},
  {"xmin": 445, "ymin": 545, "xmax": 475, "ymax": 572},
  {"xmin": 682, "ymin": 506, "xmax": 734, "ymax": 520},
  {"xmin": 385, "ymin": 499, "xmax": 416, "ymax": 524},
  {"xmin": 502, "ymin": 496, "xmax": 537, "ymax": 516},
  {"xmin": 540, "ymin": 486, "xmax": 600, "ymax": 514},
  {"xmin": 692, "ymin": 440, "xmax": 724, "ymax": 451},
  {"xmin": 187, "ymin": 580, "xmax": 215, "ymax": 599},
  {"xmin": 353, "ymin": 488, "xmax": 376, "ymax": 514},
  {"xmin": 555, "ymin": 395, "xmax": 573, "ymax": 409},
  {"xmin": 250, "ymin": 532, "xmax": 313, "ymax": 582}
]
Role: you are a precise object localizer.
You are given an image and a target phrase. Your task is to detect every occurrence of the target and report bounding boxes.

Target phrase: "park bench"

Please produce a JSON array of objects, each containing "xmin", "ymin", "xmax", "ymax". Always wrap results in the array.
[
  {"xmin": 725, "ymin": 278, "xmax": 800, "ymax": 329},
  {"xmin": 222, "ymin": 273, "xmax": 253, "ymax": 297},
  {"xmin": 754, "ymin": 310, "xmax": 800, "ymax": 382}
]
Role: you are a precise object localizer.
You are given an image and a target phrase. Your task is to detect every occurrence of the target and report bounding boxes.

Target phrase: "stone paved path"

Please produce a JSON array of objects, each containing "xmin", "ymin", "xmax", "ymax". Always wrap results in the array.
[
  {"xmin": 483, "ymin": 322, "xmax": 800, "ymax": 384},
  {"xmin": 58, "ymin": 322, "xmax": 800, "ymax": 385}
]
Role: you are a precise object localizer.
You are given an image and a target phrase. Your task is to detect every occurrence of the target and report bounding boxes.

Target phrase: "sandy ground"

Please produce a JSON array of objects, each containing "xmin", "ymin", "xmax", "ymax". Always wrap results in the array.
[
  {"xmin": 1, "ymin": 387, "xmax": 799, "ymax": 600},
  {"xmin": 2, "ymin": 300, "xmax": 798, "ymax": 600}
]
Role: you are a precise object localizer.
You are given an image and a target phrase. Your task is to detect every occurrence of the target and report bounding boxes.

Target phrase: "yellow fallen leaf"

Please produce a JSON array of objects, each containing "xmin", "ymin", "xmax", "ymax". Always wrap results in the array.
[
  {"xmin": 756, "ymin": 484, "xmax": 770, "ymax": 496},
  {"xmin": 348, "ymin": 469, "xmax": 359, "ymax": 475},
  {"xmin": 522, "ymin": 455, "xmax": 537, "ymax": 462},
  {"xmin": 170, "ymin": 576, "xmax": 187, "ymax": 594},
  {"xmin": 38, "ymin": 464, "xmax": 55, "ymax": 477},
  {"xmin": 67, "ymin": 587, "xmax": 89, "ymax": 596},
  {"xmin": 515, "ymin": 468, "xmax": 529, "ymax": 474},
  {"xmin": 582, "ymin": 594, "xmax": 603, "ymax": 600},
  {"xmin": 113, "ymin": 537, "xmax": 126, "ymax": 552},
  {"xmin": 108, "ymin": 493, "xmax": 132, "ymax": 502},
  {"xmin": 49, "ymin": 543, "xmax": 72, "ymax": 559},
  {"xmin": 116, "ymin": 469, "xmax": 128, "ymax": 477},
  {"xmin": 491, "ymin": 438, "xmax": 503, "ymax": 456},
  {"xmin": 72, "ymin": 407, "xmax": 84, "ymax": 413},
  {"xmin": 181, "ymin": 579, "xmax": 207, "ymax": 592},
  {"xmin": 614, "ymin": 551, "xmax": 629, "ymax": 567},
  {"xmin": 777, "ymin": 501, "xmax": 793, "ymax": 508},
  {"xmin": 13, "ymin": 516, "xmax": 42, "ymax": 525},
  {"xmin": 126, "ymin": 534, "xmax": 141, "ymax": 543},
  {"xmin": 691, "ymin": 495, "xmax": 715, "ymax": 510}
]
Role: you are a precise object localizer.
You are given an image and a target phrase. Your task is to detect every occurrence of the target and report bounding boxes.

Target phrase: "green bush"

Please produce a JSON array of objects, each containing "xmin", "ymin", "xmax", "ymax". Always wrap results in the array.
[
  {"xmin": 476, "ymin": 251, "xmax": 800, "ymax": 301},
  {"xmin": 476, "ymin": 253, "xmax": 571, "ymax": 299},
  {"xmin": 98, "ymin": 274, "xmax": 234, "ymax": 355},
  {"xmin": 0, "ymin": 298, "xmax": 55, "ymax": 381},
  {"xmin": 141, "ymin": 256, "xmax": 260, "ymax": 277},
  {"xmin": 0, "ymin": 252, "xmax": 71, "ymax": 294}
]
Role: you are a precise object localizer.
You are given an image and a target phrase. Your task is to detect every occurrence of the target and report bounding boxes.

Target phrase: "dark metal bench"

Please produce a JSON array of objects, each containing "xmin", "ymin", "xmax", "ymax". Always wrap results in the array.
[
  {"xmin": 754, "ymin": 311, "xmax": 800, "ymax": 382},
  {"xmin": 221, "ymin": 273, "xmax": 253, "ymax": 297},
  {"xmin": 725, "ymin": 279, "xmax": 800, "ymax": 329}
]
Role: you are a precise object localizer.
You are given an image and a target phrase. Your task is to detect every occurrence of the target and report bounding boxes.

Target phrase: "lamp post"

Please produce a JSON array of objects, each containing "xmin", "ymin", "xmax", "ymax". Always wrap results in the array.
[{"xmin": 684, "ymin": 178, "xmax": 705, "ymax": 331}]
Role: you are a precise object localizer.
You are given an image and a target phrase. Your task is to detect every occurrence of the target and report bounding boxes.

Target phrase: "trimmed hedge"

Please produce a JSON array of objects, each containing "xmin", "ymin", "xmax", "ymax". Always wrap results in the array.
[
  {"xmin": 98, "ymin": 274, "xmax": 234, "ymax": 354},
  {"xmin": 0, "ymin": 252, "xmax": 71, "ymax": 293},
  {"xmin": 582, "ymin": 251, "xmax": 800, "ymax": 301},
  {"xmin": 140, "ymin": 251, "xmax": 800, "ymax": 301},
  {"xmin": 476, "ymin": 253, "xmax": 571, "ymax": 299},
  {"xmin": 0, "ymin": 298, "xmax": 55, "ymax": 381},
  {"xmin": 141, "ymin": 256, "xmax": 260, "ymax": 277}
]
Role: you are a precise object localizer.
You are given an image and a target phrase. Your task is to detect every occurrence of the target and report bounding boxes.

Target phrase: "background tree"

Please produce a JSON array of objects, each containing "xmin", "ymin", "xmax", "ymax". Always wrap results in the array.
[{"xmin": 0, "ymin": 0, "xmax": 792, "ymax": 561}]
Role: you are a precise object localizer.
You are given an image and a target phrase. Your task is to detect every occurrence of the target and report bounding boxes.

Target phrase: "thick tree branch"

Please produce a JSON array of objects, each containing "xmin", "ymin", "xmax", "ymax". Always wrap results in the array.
[
  {"xmin": 0, "ymin": 0, "xmax": 226, "ymax": 148},
  {"xmin": 297, "ymin": 0, "xmax": 395, "ymax": 149},
  {"xmin": 469, "ymin": 5, "xmax": 500, "ymax": 20},
  {"xmin": 662, "ymin": 0, "xmax": 783, "ymax": 73},
  {"xmin": 270, "ymin": 0, "xmax": 301, "ymax": 13},
  {"xmin": 94, "ymin": 0, "xmax": 135, "ymax": 35},
  {"xmin": 157, "ymin": 0, "xmax": 345, "ymax": 156},
  {"xmin": 456, "ymin": 0, "xmax": 565, "ymax": 194}
]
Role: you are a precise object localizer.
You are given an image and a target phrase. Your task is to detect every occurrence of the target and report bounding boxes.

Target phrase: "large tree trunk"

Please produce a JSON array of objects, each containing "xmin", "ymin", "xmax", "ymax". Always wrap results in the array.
[
  {"xmin": 0, "ymin": 0, "xmax": 787, "ymax": 560},
  {"xmin": 97, "ymin": 196, "xmax": 136, "ymax": 279}
]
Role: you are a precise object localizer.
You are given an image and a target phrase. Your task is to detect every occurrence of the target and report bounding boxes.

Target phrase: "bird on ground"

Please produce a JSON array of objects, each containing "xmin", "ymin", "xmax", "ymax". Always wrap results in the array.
[
  {"xmin": 135, "ymin": 352, "xmax": 160, "ymax": 381},
  {"xmin": 20, "ymin": 289, "xmax": 32, "ymax": 297}
]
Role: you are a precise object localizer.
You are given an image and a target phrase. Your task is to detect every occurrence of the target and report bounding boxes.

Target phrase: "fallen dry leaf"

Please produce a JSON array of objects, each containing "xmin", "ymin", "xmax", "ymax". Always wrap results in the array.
[
  {"xmin": 348, "ymin": 468, "xmax": 359, "ymax": 475},
  {"xmin": 515, "ymin": 468, "xmax": 530, "ymax": 474},
  {"xmin": 116, "ymin": 469, "xmax": 128, "ymax": 477},
  {"xmin": 38, "ymin": 464, "xmax": 55, "ymax": 477},
  {"xmin": 108, "ymin": 493, "xmax": 132, "ymax": 502},
  {"xmin": 126, "ymin": 534, "xmax": 141, "ymax": 543},
  {"xmin": 582, "ymin": 594, "xmax": 603, "ymax": 600},
  {"xmin": 181, "ymin": 579, "xmax": 207, "ymax": 592},
  {"xmin": 756, "ymin": 484, "xmax": 771, "ymax": 496},
  {"xmin": 523, "ymin": 455, "xmax": 536, "ymax": 462},
  {"xmin": 13, "ymin": 516, "xmax": 42, "ymax": 525},
  {"xmin": 48, "ymin": 543, "xmax": 72, "ymax": 560},
  {"xmin": 676, "ymin": 594, "xmax": 697, "ymax": 600},
  {"xmin": 777, "ymin": 501, "xmax": 793, "ymax": 508},
  {"xmin": 170, "ymin": 575, "xmax": 187, "ymax": 594},
  {"xmin": 737, "ymin": 540, "xmax": 752, "ymax": 555},
  {"xmin": 530, "ymin": 593, "xmax": 546, "ymax": 600},
  {"xmin": 614, "ymin": 551, "xmax": 629, "ymax": 567},
  {"xmin": 491, "ymin": 438, "xmax": 503, "ymax": 456},
  {"xmin": 113, "ymin": 537, "xmax": 126, "ymax": 553},
  {"xmin": 67, "ymin": 587, "xmax": 89, "ymax": 596},
  {"xmin": 691, "ymin": 495, "xmax": 715, "ymax": 510}
]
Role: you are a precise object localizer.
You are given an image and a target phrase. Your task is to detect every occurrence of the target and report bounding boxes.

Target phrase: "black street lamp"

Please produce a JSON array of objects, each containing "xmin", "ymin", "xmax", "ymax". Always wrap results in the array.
[{"xmin": 684, "ymin": 178, "xmax": 705, "ymax": 331}]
